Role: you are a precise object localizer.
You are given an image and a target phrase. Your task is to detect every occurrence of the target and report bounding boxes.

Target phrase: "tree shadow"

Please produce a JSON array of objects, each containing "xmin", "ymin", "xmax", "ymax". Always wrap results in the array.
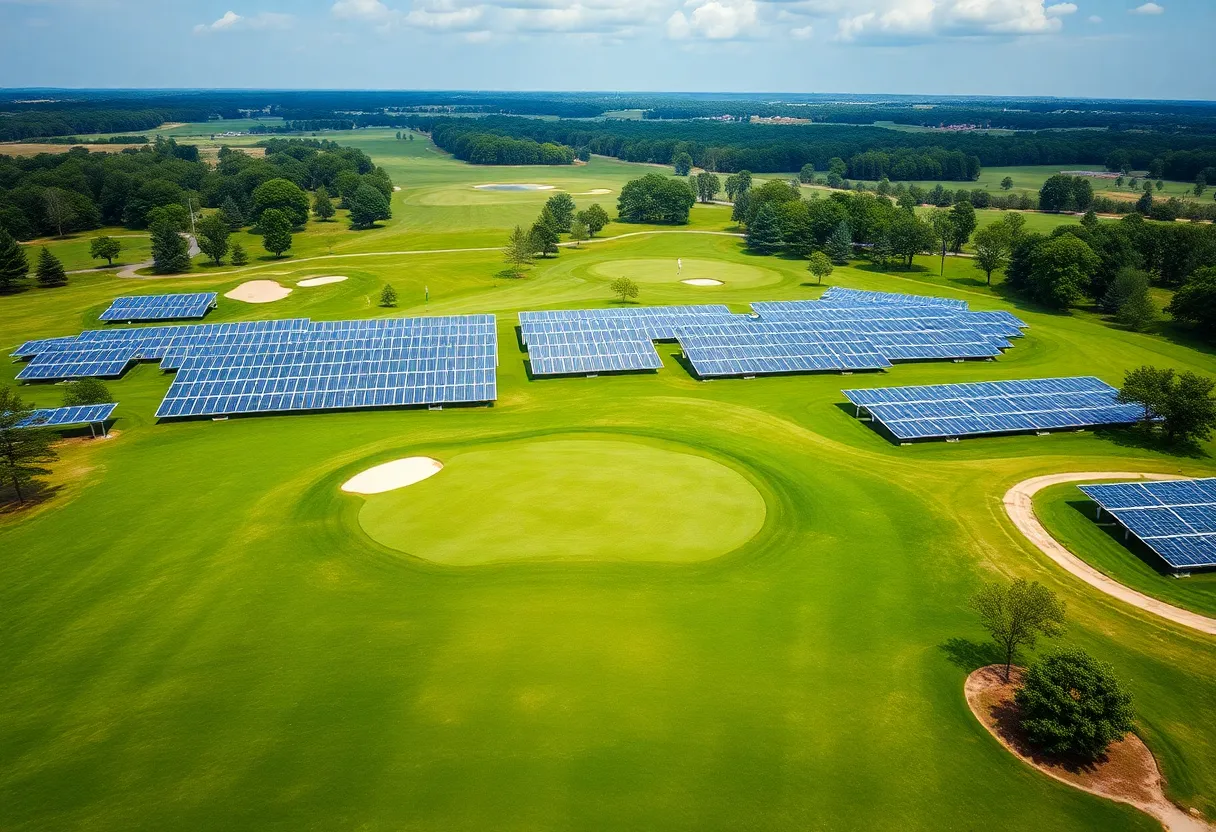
[
  {"xmin": 0, "ymin": 483, "xmax": 63, "ymax": 516},
  {"xmin": 938, "ymin": 637, "xmax": 1003, "ymax": 672},
  {"xmin": 1092, "ymin": 426, "xmax": 1208, "ymax": 459}
]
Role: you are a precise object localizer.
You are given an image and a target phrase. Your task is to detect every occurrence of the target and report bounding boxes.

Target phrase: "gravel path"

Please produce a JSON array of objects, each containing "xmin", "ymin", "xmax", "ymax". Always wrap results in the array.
[{"xmin": 1003, "ymin": 472, "xmax": 1216, "ymax": 636}]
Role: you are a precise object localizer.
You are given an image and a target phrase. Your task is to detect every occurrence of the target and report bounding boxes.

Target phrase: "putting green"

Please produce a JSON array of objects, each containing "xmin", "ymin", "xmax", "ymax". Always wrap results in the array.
[
  {"xmin": 355, "ymin": 436, "xmax": 767, "ymax": 565},
  {"xmin": 588, "ymin": 257, "xmax": 781, "ymax": 287}
]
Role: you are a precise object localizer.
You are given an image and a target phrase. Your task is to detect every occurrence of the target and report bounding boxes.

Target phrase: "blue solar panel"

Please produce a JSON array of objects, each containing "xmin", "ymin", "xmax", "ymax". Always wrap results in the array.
[
  {"xmin": 677, "ymin": 320, "xmax": 891, "ymax": 377},
  {"xmin": 843, "ymin": 377, "xmax": 1142, "ymax": 440},
  {"xmin": 100, "ymin": 293, "xmax": 218, "ymax": 322},
  {"xmin": 1079, "ymin": 478, "xmax": 1216, "ymax": 569},
  {"xmin": 818, "ymin": 287, "xmax": 970, "ymax": 310},
  {"xmin": 15, "ymin": 403, "xmax": 117, "ymax": 428},
  {"xmin": 17, "ymin": 347, "xmax": 138, "ymax": 381}
]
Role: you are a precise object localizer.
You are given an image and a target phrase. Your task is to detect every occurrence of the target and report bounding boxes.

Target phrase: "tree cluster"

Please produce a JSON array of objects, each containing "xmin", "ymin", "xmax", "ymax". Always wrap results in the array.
[
  {"xmin": 1118, "ymin": 365, "xmax": 1216, "ymax": 444},
  {"xmin": 617, "ymin": 174, "xmax": 695, "ymax": 225}
]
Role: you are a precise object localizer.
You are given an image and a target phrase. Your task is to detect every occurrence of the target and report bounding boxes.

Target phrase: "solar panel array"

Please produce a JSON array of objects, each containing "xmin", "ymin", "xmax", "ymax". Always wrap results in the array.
[
  {"xmin": 15, "ymin": 403, "xmax": 117, "ymax": 428},
  {"xmin": 517, "ymin": 292, "xmax": 1027, "ymax": 379},
  {"xmin": 12, "ymin": 316, "xmax": 497, "ymax": 419},
  {"xmin": 1079, "ymin": 479, "xmax": 1216, "ymax": 570},
  {"xmin": 843, "ymin": 376, "xmax": 1143, "ymax": 440},
  {"xmin": 100, "ymin": 293, "xmax": 218, "ymax": 322}
]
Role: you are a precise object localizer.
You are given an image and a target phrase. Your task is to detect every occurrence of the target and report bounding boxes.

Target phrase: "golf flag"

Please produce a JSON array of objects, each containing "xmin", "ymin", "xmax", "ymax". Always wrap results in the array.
[{"xmin": 425, "ymin": 285, "xmax": 429, "ymax": 303}]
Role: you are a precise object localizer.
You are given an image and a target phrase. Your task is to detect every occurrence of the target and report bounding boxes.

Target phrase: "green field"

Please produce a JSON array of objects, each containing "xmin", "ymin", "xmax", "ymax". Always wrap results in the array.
[{"xmin": 2, "ymin": 131, "xmax": 1215, "ymax": 832}]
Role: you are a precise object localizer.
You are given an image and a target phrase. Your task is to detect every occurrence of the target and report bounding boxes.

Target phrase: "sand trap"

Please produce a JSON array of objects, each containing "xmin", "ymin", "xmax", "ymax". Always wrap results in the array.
[
  {"xmin": 298, "ymin": 275, "xmax": 348, "ymax": 287},
  {"xmin": 225, "ymin": 280, "xmax": 292, "ymax": 304},
  {"xmin": 573, "ymin": 189, "xmax": 612, "ymax": 195},
  {"xmin": 343, "ymin": 457, "xmax": 443, "ymax": 495},
  {"xmin": 473, "ymin": 183, "xmax": 555, "ymax": 191},
  {"xmin": 393, "ymin": 186, "xmax": 402, "ymax": 192},
  {"xmin": 682, "ymin": 278, "xmax": 724, "ymax": 286}
]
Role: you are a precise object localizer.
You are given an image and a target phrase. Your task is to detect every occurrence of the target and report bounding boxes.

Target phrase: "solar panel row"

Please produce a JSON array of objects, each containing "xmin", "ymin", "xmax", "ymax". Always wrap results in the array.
[
  {"xmin": 842, "ymin": 377, "xmax": 1143, "ymax": 440},
  {"xmin": 1079, "ymin": 478, "xmax": 1216, "ymax": 569},
  {"xmin": 100, "ymin": 293, "xmax": 218, "ymax": 322},
  {"xmin": 15, "ymin": 403, "xmax": 117, "ymax": 428},
  {"xmin": 819, "ymin": 287, "xmax": 970, "ymax": 310}
]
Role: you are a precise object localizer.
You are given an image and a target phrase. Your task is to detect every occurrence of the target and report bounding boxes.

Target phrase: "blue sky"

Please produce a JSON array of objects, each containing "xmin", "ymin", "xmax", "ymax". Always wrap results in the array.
[{"xmin": 0, "ymin": 0, "xmax": 1211, "ymax": 99}]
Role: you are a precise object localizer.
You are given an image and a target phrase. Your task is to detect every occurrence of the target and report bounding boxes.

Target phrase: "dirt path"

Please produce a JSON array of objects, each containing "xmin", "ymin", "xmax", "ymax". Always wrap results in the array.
[
  {"xmin": 966, "ymin": 665, "xmax": 1212, "ymax": 831},
  {"xmin": 1003, "ymin": 473, "xmax": 1216, "ymax": 636}
]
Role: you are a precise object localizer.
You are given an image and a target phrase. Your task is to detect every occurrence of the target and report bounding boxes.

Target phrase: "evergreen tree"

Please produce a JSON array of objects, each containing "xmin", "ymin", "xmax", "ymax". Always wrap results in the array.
[
  {"xmin": 220, "ymin": 196, "xmax": 245, "ymax": 230},
  {"xmin": 150, "ymin": 217, "xmax": 191, "ymax": 274},
  {"xmin": 230, "ymin": 242, "xmax": 248, "ymax": 267},
  {"xmin": 196, "ymin": 213, "xmax": 230, "ymax": 266},
  {"xmin": 89, "ymin": 236, "xmax": 121, "ymax": 266},
  {"xmin": 529, "ymin": 209, "xmax": 560, "ymax": 258},
  {"xmin": 871, "ymin": 235, "xmax": 894, "ymax": 270},
  {"xmin": 260, "ymin": 209, "xmax": 293, "ymax": 258},
  {"xmin": 35, "ymin": 247, "xmax": 67, "ymax": 288},
  {"xmin": 0, "ymin": 227, "xmax": 29, "ymax": 292},
  {"xmin": 313, "ymin": 186, "xmax": 336, "ymax": 222},
  {"xmin": 825, "ymin": 221, "xmax": 853, "ymax": 264},
  {"xmin": 503, "ymin": 225, "xmax": 534, "ymax": 277},
  {"xmin": 745, "ymin": 203, "xmax": 784, "ymax": 254},
  {"xmin": 379, "ymin": 284, "xmax": 398, "ymax": 307},
  {"xmin": 0, "ymin": 386, "xmax": 58, "ymax": 505},
  {"xmin": 544, "ymin": 192, "xmax": 576, "ymax": 233}
]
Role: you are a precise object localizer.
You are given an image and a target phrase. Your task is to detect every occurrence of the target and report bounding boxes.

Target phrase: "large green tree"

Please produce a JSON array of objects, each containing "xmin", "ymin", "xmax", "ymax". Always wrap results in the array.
[
  {"xmin": 150, "ymin": 216, "xmax": 191, "ymax": 274},
  {"xmin": 725, "ymin": 170, "xmax": 752, "ymax": 202},
  {"xmin": 35, "ymin": 247, "xmax": 67, "ymax": 288},
  {"xmin": 89, "ymin": 235, "xmax": 121, "ymax": 266},
  {"xmin": 544, "ymin": 192, "xmax": 576, "ymax": 233},
  {"xmin": 971, "ymin": 579, "xmax": 1066, "ymax": 682},
  {"xmin": 529, "ymin": 209, "xmax": 560, "ymax": 258},
  {"xmin": 672, "ymin": 151, "xmax": 693, "ymax": 176},
  {"xmin": 251, "ymin": 178, "xmax": 310, "ymax": 227},
  {"xmin": 1117, "ymin": 365, "xmax": 1216, "ymax": 442},
  {"xmin": 313, "ymin": 186, "xmax": 336, "ymax": 222},
  {"xmin": 617, "ymin": 174, "xmax": 694, "ymax": 225},
  {"xmin": 745, "ymin": 203, "xmax": 784, "ymax": 254},
  {"xmin": 349, "ymin": 183, "xmax": 391, "ymax": 230},
  {"xmin": 62, "ymin": 378, "xmax": 113, "ymax": 407},
  {"xmin": 1166, "ymin": 267, "xmax": 1216, "ymax": 336},
  {"xmin": 1026, "ymin": 235, "xmax": 1100, "ymax": 309},
  {"xmin": 1015, "ymin": 648, "xmax": 1135, "ymax": 761},
  {"xmin": 971, "ymin": 224, "xmax": 1010, "ymax": 286},
  {"xmin": 0, "ymin": 227, "xmax": 30, "ymax": 292},
  {"xmin": 259, "ymin": 209, "xmax": 293, "ymax": 258},
  {"xmin": 694, "ymin": 172, "xmax": 721, "ymax": 204},
  {"xmin": 948, "ymin": 200, "xmax": 976, "ymax": 252},
  {"xmin": 503, "ymin": 225, "xmax": 534, "ymax": 277},
  {"xmin": 610, "ymin": 276, "xmax": 639, "ymax": 303},
  {"xmin": 0, "ymin": 387, "xmax": 58, "ymax": 504},
  {"xmin": 577, "ymin": 204, "xmax": 609, "ymax": 237},
  {"xmin": 807, "ymin": 251, "xmax": 833, "ymax": 285},
  {"xmin": 196, "ymin": 213, "xmax": 230, "ymax": 266},
  {"xmin": 825, "ymin": 221, "xmax": 853, "ymax": 265}
]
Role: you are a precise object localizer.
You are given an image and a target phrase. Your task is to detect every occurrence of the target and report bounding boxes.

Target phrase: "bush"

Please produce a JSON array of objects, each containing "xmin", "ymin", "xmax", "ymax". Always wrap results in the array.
[
  {"xmin": 62, "ymin": 378, "xmax": 113, "ymax": 407},
  {"xmin": 1015, "ymin": 648, "xmax": 1134, "ymax": 761}
]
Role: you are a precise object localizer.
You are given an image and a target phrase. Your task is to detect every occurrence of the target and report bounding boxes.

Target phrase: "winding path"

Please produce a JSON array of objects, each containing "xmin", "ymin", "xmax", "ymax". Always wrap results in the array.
[
  {"xmin": 117, "ymin": 234, "xmax": 200, "ymax": 278},
  {"xmin": 1003, "ymin": 473, "xmax": 1216, "ymax": 636}
]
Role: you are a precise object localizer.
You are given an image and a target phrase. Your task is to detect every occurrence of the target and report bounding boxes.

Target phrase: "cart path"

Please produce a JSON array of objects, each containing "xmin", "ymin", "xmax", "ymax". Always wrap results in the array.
[{"xmin": 1003, "ymin": 472, "xmax": 1216, "ymax": 636}]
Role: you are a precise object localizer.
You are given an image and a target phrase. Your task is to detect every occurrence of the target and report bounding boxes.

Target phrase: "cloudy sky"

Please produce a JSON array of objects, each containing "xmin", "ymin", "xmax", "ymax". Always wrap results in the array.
[{"xmin": 0, "ymin": 0, "xmax": 1210, "ymax": 98}]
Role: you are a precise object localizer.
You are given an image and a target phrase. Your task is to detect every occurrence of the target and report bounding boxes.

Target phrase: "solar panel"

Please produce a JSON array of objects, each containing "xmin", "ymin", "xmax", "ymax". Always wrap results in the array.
[
  {"xmin": 677, "ymin": 320, "xmax": 891, "ymax": 377},
  {"xmin": 842, "ymin": 376, "xmax": 1143, "ymax": 440},
  {"xmin": 16, "ymin": 403, "xmax": 118, "ymax": 428},
  {"xmin": 16, "ymin": 347, "xmax": 138, "ymax": 381},
  {"xmin": 100, "ymin": 293, "xmax": 218, "ymax": 322},
  {"xmin": 818, "ymin": 287, "xmax": 969, "ymax": 310},
  {"xmin": 1079, "ymin": 478, "xmax": 1216, "ymax": 569}
]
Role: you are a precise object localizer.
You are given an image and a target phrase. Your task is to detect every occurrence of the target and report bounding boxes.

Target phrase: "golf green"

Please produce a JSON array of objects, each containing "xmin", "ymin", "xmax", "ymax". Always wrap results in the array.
[
  {"xmin": 355, "ymin": 436, "xmax": 767, "ymax": 565},
  {"xmin": 589, "ymin": 257, "xmax": 781, "ymax": 287}
]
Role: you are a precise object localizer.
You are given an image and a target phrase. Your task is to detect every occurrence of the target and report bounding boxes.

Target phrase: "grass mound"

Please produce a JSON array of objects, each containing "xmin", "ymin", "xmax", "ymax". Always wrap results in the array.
[{"xmin": 356, "ymin": 436, "xmax": 766, "ymax": 565}]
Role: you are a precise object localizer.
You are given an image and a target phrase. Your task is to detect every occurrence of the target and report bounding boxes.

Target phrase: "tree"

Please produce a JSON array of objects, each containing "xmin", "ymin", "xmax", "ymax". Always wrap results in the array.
[
  {"xmin": 745, "ymin": 203, "xmax": 784, "ymax": 255},
  {"xmin": 949, "ymin": 200, "xmax": 976, "ymax": 252},
  {"xmin": 150, "ymin": 215, "xmax": 191, "ymax": 274},
  {"xmin": 929, "ymin": 208, "xmax": 954, "ymax": 276},
  {"xmin": 1167, "ymin": 267, "xmax": 1216, "ymax": 335},
  {"xmin": 569, "ymin": 218, "xmax": 589, "ymax": 248},
  {"xmin": 195, "ymin": 213, "xmax": 230, "ymax": 266},
  {"xmin": 1001, "ymin": 176, "xmax": 1014, "ymax": 191},
  {"xmin": 971, "ymin": 579, "xmax": 1066, "ymax": 682},
  {"xmin": 1118, "ymin": 290, "xmax": 1158, "ymax": 332},
  {"xmin": 577, "ymin": 204, "xmax": 609, "ymax": 237},
  {"xmin": 35, "ymin": 247, "xmax": 67, "ymax": 288},
  {"xmin": 379, "ymin": 284, "xmax": 397, "ymax": 307},
  {"xmin": 825, "ymin": 221, "xmax": 853, "ymax": 264},
  {"xmin": 1015, "ymin": 648, "xmax": 1135, "ymax": 761},
  {"xmin": 544, "ymin": 192, "xmax": 576, "ymax": 233},
  {"xmin": 889, "ymin": 210, "xmax": 933, "ymax": 269},
  {"xmin": 828, "ymin": 157, "xmax": 847, "ymax": 177},
  {"xmin": 1027, "ymin": 235, "xmax": 1100, "ymax": 309},
  {"xmin": 313, "ymin": 186, "xmax": 336, "ymax": 222},
  {"xmin": 259, "ymin": 208, "xmax": 293, "ymax": 258},
  {"xmin": 349, "ymin": 183, "xmax": 392, "ymax": 230},
  {"xmin": 1161, "ymin": 372, "xmax": 1216, "ymax": 443},
  {"xmin": 617, "ymin": 174, "xmax": 695, "ymax": 225},
  {"xmin": 971, "ymin": 224, "xmax": 1011, "ymax": 287},
  {"xmin": 1117, "ymin": 365, "xmax": 1174, "ymax": 423},
  {"xmin": 672, "ymin": 151, "xmax": 693, "ymax": 176},
  {"xmin": 799, "ymin": 163, "xmax": 816, "ymax": 184},
  {"xmin": 251, "ymin": 178, "xmax": 310, "ymax": 227},
  {"xmin": 1103, "ymin": 265, "xmax": 1153, "ymax": 315},
  {"xmin": 807, "ymin": 251, "xmax": 833, "ymax": 285},
  {"xmin": 89, "ymin": 235, "xmax": 121, "ymax": 266},
  {"xmin": 219, "ymin": 196, "xmax": 245, "ymax": 230},
  {"xmin": 695, "ymin": 171, "xmax": 721, "ymax": 204},
  {"xmin": 0, "ymin": 386, "xmax": 58, "ymax": 505},
  {"xmin": 503, "ymin": 225, "xmax": 534, "ymax": 276},
  {"xmin": 43, "ymin": 187, "xmax": 76, "ymax": 238},
  {"xmin": 610, "ymin": 276, "xmax": 639, "ymax": 303},
  {"xmin": 871, "ymin": 235, "xmax": 893, "ymax": 270},
  {"xmin": 230, "ymin": 242, "xmax": 248, "ymax": 267},
  {"xmin": 725, "ymin": 170, "xmax": 753, "ymax": 202},
  {"xmin": 62, "ymin": 378, "xmax": 112, "ymax": 407},
  {"xmin": 1196, "ymin": 175, "xmax": 1208, "ymax": 199},
  {"xmin": 0, "ymin": 228, "xmax": 30, "ymax": 292},
  {"xmin": 1135, "ymin": 184, "xmax": 1154, "ymax": 215},
  {"xmin": 530, "ymin": 210, "xmax": 560, "ymax": 258},
  {"xmin": 1155, "ymin": 180, "xmax": 1164, "ymax": 192}
]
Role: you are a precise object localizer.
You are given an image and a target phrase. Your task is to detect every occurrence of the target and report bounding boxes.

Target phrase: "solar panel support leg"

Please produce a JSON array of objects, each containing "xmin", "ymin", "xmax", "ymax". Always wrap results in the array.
[{"xmin": 88, "ymin": 423, "xmax": 96, "ymax": 439}]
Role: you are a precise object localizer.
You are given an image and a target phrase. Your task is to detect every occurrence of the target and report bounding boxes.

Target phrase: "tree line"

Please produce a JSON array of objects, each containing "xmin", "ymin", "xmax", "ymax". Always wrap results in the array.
[{"xmin": 430, "ymin": 123, "xmax": 576, "ymax": 166}]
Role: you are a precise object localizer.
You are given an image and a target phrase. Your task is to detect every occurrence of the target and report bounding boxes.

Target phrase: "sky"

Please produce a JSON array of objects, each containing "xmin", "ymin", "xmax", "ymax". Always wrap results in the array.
[{"xmin": 0, "ymin": 0, "xmax": 1212, "ymax": 100}]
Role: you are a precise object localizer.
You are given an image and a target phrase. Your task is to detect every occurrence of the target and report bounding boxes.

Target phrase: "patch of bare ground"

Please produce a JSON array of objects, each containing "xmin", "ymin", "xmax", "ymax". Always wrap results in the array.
[{"xmin": 966, "ymin": 665, "xmax": 1212, "ymax": 832}]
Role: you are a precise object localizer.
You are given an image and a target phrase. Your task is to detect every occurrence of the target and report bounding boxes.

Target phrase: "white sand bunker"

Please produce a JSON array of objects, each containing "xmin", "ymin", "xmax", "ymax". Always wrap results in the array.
[
  {"xmin": 473, "ymin": 183, "xmax": 555, "ymax": 191},
  {"xmin": 342, "ymin": 457, "xmax": 443, "ymax": 495},
  {"xmin": 298, "ymin": 275, "xmax": 348, "ymax": 287},
  {"xmin": 225, "ymin": 280, "xmax": 292, "ymax": 304},
  {"xmin": 573, "ymin": 189, "xmax": 612, "ymax": 195},
  {"xmin": 393, "ymin": 186, "xmax": 402, "ymax": 192},
  {"xmin": 682, "ymin": 278, "xmax": 724, "ymax": 286}
]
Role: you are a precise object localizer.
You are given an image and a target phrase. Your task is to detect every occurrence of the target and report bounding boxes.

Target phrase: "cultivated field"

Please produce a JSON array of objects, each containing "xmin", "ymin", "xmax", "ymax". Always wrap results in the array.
[{"xmin": 1, "ymin": 130, "xmax": 1214, "ymax": 832}]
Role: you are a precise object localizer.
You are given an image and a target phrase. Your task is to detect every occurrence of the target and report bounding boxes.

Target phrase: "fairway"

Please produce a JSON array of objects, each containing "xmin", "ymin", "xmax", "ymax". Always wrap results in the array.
[
  {"xmin": 356, "ymin": 436, "xmax": 768, "ymax": 565},
  {"xmin": 588, "ymin": 257, "xmax": 780, "ymax": 287}
]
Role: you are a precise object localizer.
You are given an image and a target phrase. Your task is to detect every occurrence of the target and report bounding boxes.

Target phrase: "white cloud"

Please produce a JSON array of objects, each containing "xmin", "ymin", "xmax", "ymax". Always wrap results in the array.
[
  {"xmin": 1130, "ymin": 1, "xmax": 1163, "ymax": 13},
  {"xmin": 1045, "ymin": 2, "xmax": 1076, "ymax": 16},
  {"xmin": 1087, "ymin": 13, "xmax": 1101, "ymax": 21},
  {"xmin": 835, "ymin": 0, "xmax": 1068, "ymax": 43},
  {"xmin": 194, "ymin": 10, "xmax": 294, "ymax": 33},
  {"xmin": 334, "ymin": 0, "xmax": 667, "ymax": 36},
  {"xmin": 668, "ymin": 0, "xmax": 758, "ymax": 39},
  {"xmin": 790, "ymin": 22, "xmax": 813, "ymax": 37},
  {"xmin": 332, "ymin": 0, "xmax": 396, "ymax": 21}
]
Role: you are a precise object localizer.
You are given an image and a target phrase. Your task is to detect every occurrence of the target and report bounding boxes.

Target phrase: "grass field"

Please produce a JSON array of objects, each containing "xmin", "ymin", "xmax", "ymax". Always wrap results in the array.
[{"xmin": 1, "ymin": 131, "xmax": 1215, "ymax": 832}]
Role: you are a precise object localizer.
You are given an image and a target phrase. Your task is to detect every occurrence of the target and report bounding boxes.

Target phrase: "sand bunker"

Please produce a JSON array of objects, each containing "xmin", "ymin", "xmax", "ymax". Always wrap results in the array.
[
  {"xmin": 573, "ymin": 189, "xmax": 612, "ymax": 195},
  {"xmin": 225, "ymin": 280, "xmax": 292, "ymax": 304},
  {"xmin": 682, "ymin": 278, "xmax": 724, "ymax": 286},
  {"xmin": 298, "ymin": 275, "xmax": 348, "ymax": 287},
  {"xmin": 473, "ymin": 183, "xmax": 555, "ymax": 191},
  {"xmin": 392, "ymin": 186, "xmax": 402, "ymax": 192},
  {"xmin": 342, "ymin": 457, "xmax": 443, "ymax": 495}
]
